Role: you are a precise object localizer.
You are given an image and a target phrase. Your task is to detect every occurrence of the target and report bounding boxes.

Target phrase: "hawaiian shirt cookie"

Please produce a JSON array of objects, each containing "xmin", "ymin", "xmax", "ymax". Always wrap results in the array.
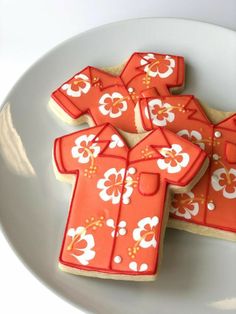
[
  {"xmin": 50, "ymin": 52, "xmax": 184, "ymax": 132},
  {"xmin": 54, "ymin": 123, "xmax": 207, "ymax": 280},
  {"xmin": 139, "ymin": 95, "xmax": 236, "ymax": 239}
]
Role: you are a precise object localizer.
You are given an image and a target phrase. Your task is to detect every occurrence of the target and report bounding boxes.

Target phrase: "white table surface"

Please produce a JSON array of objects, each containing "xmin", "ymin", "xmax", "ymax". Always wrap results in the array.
[{"xmin": 0, "ymin": 1, "xmax": 236, "ymax": 313}]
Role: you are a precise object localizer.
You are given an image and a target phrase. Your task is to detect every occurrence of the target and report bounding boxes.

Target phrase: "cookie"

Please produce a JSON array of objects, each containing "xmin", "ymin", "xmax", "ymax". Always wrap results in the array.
[
  {"xmin": 49, "ymin": 52, "xmax": 236, "ymax": 241},
  {"xmin": 49, "ymin": 52, "xmax": 184, "ymax": 132},
  {"xmin": 53, "ymin": 123, "xmax": 208, "ymax": 280},
  {"xmin": 139, "ymin": 95, "xmax": 236, "ymax": 241}
]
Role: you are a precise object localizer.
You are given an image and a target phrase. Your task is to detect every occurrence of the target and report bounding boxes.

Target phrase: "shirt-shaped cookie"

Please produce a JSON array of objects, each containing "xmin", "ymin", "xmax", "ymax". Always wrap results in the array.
[
  {"xmin": 54, "ymin": 124, "xmax": 207, "ymax": 280},
  {"xmin": 139, "ymin": 95, "xmax": 236, "ymax": 239},
  {"xmin": 50, "ymin": 52, "xmax": 184, "ymax": 132}
]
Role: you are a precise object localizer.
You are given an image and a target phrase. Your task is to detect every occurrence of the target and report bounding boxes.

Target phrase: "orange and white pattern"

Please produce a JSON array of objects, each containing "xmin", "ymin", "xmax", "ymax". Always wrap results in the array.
[
  {"xmin": 51, "ymin": 52, "xmax": 185, "ymax": 132},
  {"xmin": 140, "ymin": 53, "xmax": 175, "ymax": 78},
  {"xmin": 54, "ymin": 124, "xmax": 206, "ymax": 276},
  {"xmin": 62, "ymin": 73, "xmax": 91, "ymax": 97},
  {"xmin": 140, "ymin": 94, "xmax": 236, "ymax": 233}
]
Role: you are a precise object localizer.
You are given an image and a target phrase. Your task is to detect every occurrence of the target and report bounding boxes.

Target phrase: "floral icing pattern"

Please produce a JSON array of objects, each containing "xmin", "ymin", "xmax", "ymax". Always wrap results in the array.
[
  {"xmin": 145, "ymin": 99, "xmax": 175, "ymax": 126},
  {"xmin": 106, "ymin": 219, "xmax": 127, "ymax": 237},
  {"xmin": 132, "ymin": 216, "xmax": 159, "ymax": 249},
  {"xmin": 98, "ymin": 92, "xmax": 128, "ymax": 118},
  {"xmin": 54, "ymin": 123, "xmax": 208, "ymax": 277},
  {"xmin": 61, "ymin": 74, "xmax": 91, "ymax": 97},
  {"xmin": 97, "ymin": 167, "xmax": 137, "ymax": 204},
  {"xmin": 109, "ymin": 134, "xmax": 125, "ymax": 149},
  {"xmin": 171, "ymin": 192, "xmax": 201, "ymax": 219},
  {"xmin": 67, "ymin": 227, "xmax": 95, "ymax": 265},
  {"xmin": 140, "ymin": 53, "xmax": 175, "ymax": 78},
  {"xmin": 66, "ymin": 216, "xmax": 104, "ymax": 265},
  {"xmin": 71, "ymin": 134, "xmax": 100, "ymax": 164},
  {"xmin": 211, "ymin": 167, "xmax": 236, "ymax": 199},
  {"xmin": 127, "ymin": 216, "xmax": 159, "ymax": 262},
  {"xmin": 157, "ymin": 144, "xmax": 190, "ymax": 174},
  {"xmin": 177, "ymin": 129, "xmax": 205, "ymax": 150},
  {"xmin": 129, "ymin": 261, "xmax": 148, "ymax": 272}
]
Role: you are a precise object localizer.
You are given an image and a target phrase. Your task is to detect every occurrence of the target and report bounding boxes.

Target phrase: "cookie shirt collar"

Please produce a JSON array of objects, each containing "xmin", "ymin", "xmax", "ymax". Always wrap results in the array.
[
  {"xmin": 87, "ymin": 66, "xmax": 124, "ymax": 91},
  {"xmin": 93, "ymin": 123, "xmax": 170, "ymax": 163}
]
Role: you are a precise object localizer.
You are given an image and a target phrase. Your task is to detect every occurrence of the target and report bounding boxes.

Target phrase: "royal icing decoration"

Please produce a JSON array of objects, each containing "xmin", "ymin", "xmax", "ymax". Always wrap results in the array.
[
  {"xmin": 157, "ymin": 144, "xmax": 190, "ymax": 174},
  {"xmin": 98, "ymin": 92, "xmax": 128, "ymax": 118},
  {"xmin": 211, "ymin": 167, "xmax": 236, "ymax": 199},
  {"xmin": 171, "ymin": 192, "xmax": 203, "ymax": 219},
  {"xmin": 51, "ymin": 52, "xmax": 236, "ymax": 237},
  {"xmin": 51, "ymin": 52, "xmax": 185, "ymax": 132},
  {"xmin": 54, "ymin": 124, "xmax": 206, "ymax": 277},
  {"xmin": 71, "ymin": 134, "xmax": 100, "ymax": 163},
  {"xmin": 140, "ymin": 94, "xmax": 236, "ymax": 233},
  {"xmin": 140, "ymin": 54, "xmax": 175, "ymax": 78},
  {"xmin": 177, "ymin": 129, "xmax": 205, "ymax": 150},
  {"xmin": 97, "ymin": 167, "xmax": 137, "ymax": 205},
  {"xmin": 67, "ymin": 226, "xmax": 96, "ymax": 265},
  {"xmin": 62, "ymin": 74, "xmax": 91, "ymax": 97},
  {"xmin": 121, "ymin": 52, "xmax": 184, "ymax": 96},
  {"xmin": 144, "ymin": 99, "xmax": 176, "ymax": 126}
]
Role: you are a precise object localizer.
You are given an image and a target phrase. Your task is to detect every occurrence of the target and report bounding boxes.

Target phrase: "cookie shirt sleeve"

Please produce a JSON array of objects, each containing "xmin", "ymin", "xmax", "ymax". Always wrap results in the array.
[
  {"xmin": 157, "ymin": 128, "xmax": 208, "ymax": 187},
  {"xmin": 54, "ymin": 134, "xmax": 80, "ymax": 174},
  {"xmin": 51, "ymin": 67, "xmax": 93, "ymax": 120}
]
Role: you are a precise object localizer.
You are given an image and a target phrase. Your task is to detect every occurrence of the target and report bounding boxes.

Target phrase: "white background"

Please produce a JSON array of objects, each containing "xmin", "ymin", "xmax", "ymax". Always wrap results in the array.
[{"xmin": 0, "ymin": 1, "xmax": 236, "ymax": 313}]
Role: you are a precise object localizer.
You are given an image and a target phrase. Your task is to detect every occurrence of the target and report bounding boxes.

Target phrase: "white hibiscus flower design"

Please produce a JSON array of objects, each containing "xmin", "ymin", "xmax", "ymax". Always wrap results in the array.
[
  {"xmin": 98, "ymin": 92, "xmax": 128, "ymax": 118},
  {"xmin": 71, "ymin": 134, "xmax": 100, "ymax": 164},
  {"xmin": 67, "ymin": 227, "xmax": 95, "ymax": 265},
  {"xmin": 61, "ymin": 73, "xmax": 91, "ymax": 97},
  {"xmin": 157, "ymin": 144, "xmax": 190, "ymax": 174},
  {"xmin": 170, "ymin": 192, "xmax": 200, "ymax": 219},
  {"xmin": 145, "ymin": 98, "xmax": 175, "ymax": 126},
  {"xmin": 211, "ymin": 167, "xmax": 236, "ymax": 199},
  {"xmin": 109, "ymin": 134, "xmax": 125, "ymax": 149},
  {"xmin": 133, "ymin": 216, "xmax": 159, "ymax": 248},
  {"xmin": 177, "ymin": 129, "xmax": 205, "ymax": 150},
  {"xmin": 97, "ymin": 167, "xmax": 136, "ymax": 204},
  {"xmin": 140, "ymin": 53, "xmax": 175, "ymax": 78},
  {"xmin": 129, "ymin": 261, "xmax": 148, "ymax": 272}
]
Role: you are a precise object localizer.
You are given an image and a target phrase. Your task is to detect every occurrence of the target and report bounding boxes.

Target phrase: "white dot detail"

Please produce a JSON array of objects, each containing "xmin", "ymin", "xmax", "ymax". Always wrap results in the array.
[
  {"xmin": 214, "ymin": 131, "xmax": 221, "ymax": 138},
  {"xmin": 213, "ymin": 154, "xmax": 220, "ymax": 161},
  {"xmin": 128, "ymin": 87, "xmax": 134, "ymax": 93},
  {"xmin": 207, "ymin": 202, "xmax": 215, "ymax": 211},
  {"xmin": 128, "ymin": 167, "xmax": 136, "ymax": 175},
  {"xmin": 119, "ymin": 228, "xmax": 127, "ymax": 236},
  {"xmin": 119, "ymin": 221, "xmax": 126, "ymax": 228},
  {"xmin": 114, "ymin": 256, "xmax": 122, "ymax": 264}
]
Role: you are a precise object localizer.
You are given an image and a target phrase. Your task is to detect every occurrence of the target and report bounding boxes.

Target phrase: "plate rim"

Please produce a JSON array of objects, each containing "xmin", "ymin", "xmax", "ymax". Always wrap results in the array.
[{"xmin": 0, "ymin": 16, "xmax": 235, "ymax": 113}]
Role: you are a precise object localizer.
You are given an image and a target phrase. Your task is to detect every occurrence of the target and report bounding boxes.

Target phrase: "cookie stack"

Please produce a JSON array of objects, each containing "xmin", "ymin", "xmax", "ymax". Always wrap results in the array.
[{"xmin": 49, "ymin": 52, "xmax": 236, "ymax": 281}]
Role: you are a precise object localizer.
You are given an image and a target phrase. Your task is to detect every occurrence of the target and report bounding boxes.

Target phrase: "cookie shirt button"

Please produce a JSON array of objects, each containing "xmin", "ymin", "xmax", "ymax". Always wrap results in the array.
[
  {"xmin": 212, "ymin": 154, "xmax": 220, "ymax": 161},
  {"xmin": 128, "ymin": 87, "xmax": 134, "ymax": 93},
  {"xmin": 207, "ymin": 202, "xmax": 215, "ymax": 211},
  {"xmin": 214, "ymin": 131, "xmax": 222, "ymax": 138},
  {"xmin": 114, "ymin": 256, "xmax": 122, "ymax": 264}
]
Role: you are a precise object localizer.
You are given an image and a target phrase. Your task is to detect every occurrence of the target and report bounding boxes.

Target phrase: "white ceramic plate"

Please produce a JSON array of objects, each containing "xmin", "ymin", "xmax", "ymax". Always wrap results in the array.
[{"xmin": 0, "ymin": 18, "xmax": 236, "ymax": 314}]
